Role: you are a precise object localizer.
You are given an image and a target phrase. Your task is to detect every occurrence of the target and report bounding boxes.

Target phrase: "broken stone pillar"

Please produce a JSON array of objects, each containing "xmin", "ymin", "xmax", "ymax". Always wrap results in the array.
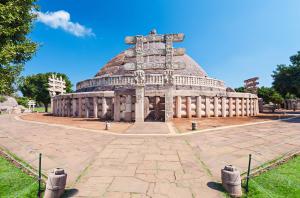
[
  {"xmin": 241, "ymin": 98, "xmax": 245, "ymax": 116},
  {"xmin": 135, "ymin": 86, "xmax": 144, "ymax": 122},
  {"xmin": 214, "ymin": 96, "xmax": 218, "ymax": 117},
  {"xmin": 235, "ymin": 98, "xmax": 240, "ymax": 117},
  {"xmin": 186, "ymin": 96, "xmax": 192, "ymax": 118},
  {"xmin": 196, "ymin": 96, "xmax": 202, "ymax": 118},
  {"xmin": 221, "ymin": 97, "xmax": 226, "ymax": 117},
  {"xmin": 229, "ymin": 97, "xmax": 233, "ymax": 117},
  {"xmin": 44, "ymin": 168, "xmax": 67, "ymax": 198},
  {"xmin": 176, "ymin": 96, "xmax": 182, "ymax": 118},
  {"xmin": 205, "ymin": 96, "xmax": 210, "ymax": 117},
  {"xmin": 114, "ymin": 94, "xmax": 121, "ymax": 121},
  {"xmin": 124, "ymin": 95, "xmax": 132, "ymax": 121},
  {"xmin": 165, "ymin": 86, "xmax": 174, "ymax": 122},
  {"xmin": 101, "ymin": 97, "xmax": 107, "ymax": 119},
  {"xmin": 93, "ymin": 97, "xmax": 98, "ymax": 118},
  {"xmin": 221, "ymin": 165, "xmax": 242, "ymax": 197}
]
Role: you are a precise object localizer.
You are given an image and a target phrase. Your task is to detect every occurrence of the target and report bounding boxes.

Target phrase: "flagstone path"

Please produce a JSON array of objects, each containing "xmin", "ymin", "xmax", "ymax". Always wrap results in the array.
[{"xmin": 0, "ymin": 114, "xmax": 299, "ymax": 197}]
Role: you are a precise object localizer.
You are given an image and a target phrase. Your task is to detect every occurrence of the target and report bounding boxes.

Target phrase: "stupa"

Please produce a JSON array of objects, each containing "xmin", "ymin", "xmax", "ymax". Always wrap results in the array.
[{"xmin": 52, "ymin": 30, "xmax": 258, "ymax": 122}]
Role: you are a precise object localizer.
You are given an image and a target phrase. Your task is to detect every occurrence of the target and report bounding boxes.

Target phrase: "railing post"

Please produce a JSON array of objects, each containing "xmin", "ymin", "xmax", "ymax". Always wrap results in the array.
[
  {"xmin": 246, "ymin": 154, "xmax": 252, "ymax": 193},
  {"xmin": 38, "ymin": 153, "xmax": 42, "ymax": 198}
]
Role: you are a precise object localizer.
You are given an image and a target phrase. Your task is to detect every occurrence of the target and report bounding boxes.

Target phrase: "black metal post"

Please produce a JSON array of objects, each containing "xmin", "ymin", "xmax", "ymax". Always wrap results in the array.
[
  {"xmin": 246, "ymin": 154, "xmax": 252, "ymax": 193},
  {"xmin": 38, "ymin": 153, "xmax": 42, "ymax": 198}
]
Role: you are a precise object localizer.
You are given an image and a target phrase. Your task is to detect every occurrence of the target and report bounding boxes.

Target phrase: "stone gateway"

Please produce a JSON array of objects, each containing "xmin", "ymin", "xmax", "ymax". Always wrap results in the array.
[{"xmin": 52, "ymin": 30, "xmax": 259, "ymax": 122}]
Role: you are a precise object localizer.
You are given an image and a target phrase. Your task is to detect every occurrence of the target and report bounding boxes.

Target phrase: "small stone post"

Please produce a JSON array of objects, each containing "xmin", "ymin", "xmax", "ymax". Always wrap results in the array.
[
  {"xmin": 44, "ymin": 168, "xmax": 67, "ymax": 198},
  {"xmin": 221, "ymin": 165, "xmax": 242, "ymax": 197}
]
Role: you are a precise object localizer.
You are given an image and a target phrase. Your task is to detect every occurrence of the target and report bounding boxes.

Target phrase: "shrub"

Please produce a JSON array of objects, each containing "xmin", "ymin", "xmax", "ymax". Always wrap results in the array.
[
  {"xmin": 0, "ymin": 96, "xmax": 7, "ymax": 103},
  {"xmin": 16, "ymin": 97, "xmax": 29, "ymax": 108}
]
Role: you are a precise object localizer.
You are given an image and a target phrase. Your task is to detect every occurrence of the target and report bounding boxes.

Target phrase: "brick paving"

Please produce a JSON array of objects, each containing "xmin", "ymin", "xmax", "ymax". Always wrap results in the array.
[{"xmin": 0, "ymin": 114, "xmax": 299, "ymax": 197}]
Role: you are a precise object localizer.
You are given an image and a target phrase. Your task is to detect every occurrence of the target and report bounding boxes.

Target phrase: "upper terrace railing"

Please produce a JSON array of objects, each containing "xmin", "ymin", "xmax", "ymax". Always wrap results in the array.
[{"xmin": 76, "ymin": 74, "xmax": 225, "ymax": 91}]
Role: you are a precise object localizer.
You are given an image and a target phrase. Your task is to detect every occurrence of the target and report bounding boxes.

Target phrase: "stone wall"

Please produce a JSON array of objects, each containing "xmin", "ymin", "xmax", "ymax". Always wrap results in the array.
[{"xmin": 52, "ymin": 90, "xmax": 258, "ymax": 122}]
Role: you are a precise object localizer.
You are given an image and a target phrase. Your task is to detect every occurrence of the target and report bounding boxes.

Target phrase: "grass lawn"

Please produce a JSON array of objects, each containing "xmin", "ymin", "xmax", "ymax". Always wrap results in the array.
[
  {"xmin": 244, "ymin": 156, "xmax": 300, "ymax": 198},
  {"xmin": 34, "ymin": 107, "xmax": 51, "ymax": 113},
  {"xmin": 0, "ymin": 155, "xmax": 40, "ymax": 198}
]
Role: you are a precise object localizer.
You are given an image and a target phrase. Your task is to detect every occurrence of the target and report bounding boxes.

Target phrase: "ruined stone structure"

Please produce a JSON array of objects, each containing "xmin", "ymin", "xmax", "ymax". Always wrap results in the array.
[{"xmin": 52, "ymin": 30, "xmax": 259, "ymax": 122}]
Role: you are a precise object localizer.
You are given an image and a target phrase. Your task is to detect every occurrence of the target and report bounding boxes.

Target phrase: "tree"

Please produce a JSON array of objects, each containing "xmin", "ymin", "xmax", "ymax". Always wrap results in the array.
[
  {"xmin": 0, "ymin": 0, "xmax": 38, "ymax": 95},
  {"xmin": 19, "ymin": 73, "xmax": 72, "ymax": 112},
  {"xmin": 272, "ymin": 51, "xmax": 300, "ymax": 98},
  {"xmin": 234, "ymin": 87, "xmax": 245, "ymax": 93},
  {"xmin": 257, "ymin": 86, "xmax": 283, "ymax": 105}
]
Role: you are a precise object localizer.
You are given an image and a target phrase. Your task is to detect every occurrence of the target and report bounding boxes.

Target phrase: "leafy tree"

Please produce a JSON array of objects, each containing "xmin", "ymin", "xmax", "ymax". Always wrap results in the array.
[
  {"xmin": 272, "ymin": 51, "xmax": 300, "ymax": 98},
  {"xmin": 0, "ymin": 0, "xmax": 38, "ymax": 95},
  {"xmin": 257, "ymin": 86, "xmax": 284, "ymax": 105},
  {"xmin": 15, "ymin": 96, "xmax": 29, "ymax": 107},
  {"xmin": 19, "ymin": 73, "xmax": 72, "ymax": 112},
  {"xmin": 234, "ymin": 87, "xmax": 245, "ymax": 93}
]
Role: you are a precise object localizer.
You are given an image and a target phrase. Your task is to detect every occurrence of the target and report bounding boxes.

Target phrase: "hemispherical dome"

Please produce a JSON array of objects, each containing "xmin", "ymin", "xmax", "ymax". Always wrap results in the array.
[{"xmin": 95, "ymin": 50, "xmax": 207, "ymax": 77}]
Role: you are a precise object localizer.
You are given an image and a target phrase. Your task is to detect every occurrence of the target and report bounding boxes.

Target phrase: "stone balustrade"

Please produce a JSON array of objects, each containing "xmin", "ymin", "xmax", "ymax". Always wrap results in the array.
[
  {"xmin": 52, "ymin": 90, "xmax": 258, "ymax": 122},
  {"xmin": 76, "ymin": 74, "xmax": 225, "ymax": 91}
]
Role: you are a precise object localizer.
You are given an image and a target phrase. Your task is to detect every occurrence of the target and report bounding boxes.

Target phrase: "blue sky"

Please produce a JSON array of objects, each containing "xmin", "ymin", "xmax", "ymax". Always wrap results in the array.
[{"xmin": 26, "ymin": 0, "xmax": 300, "ymax": 89}]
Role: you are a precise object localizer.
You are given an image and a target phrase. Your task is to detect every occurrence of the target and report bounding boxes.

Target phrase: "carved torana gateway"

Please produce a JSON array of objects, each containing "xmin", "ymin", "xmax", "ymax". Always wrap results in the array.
[{"xmin": 52, "ymin": 30, "xmax": 259, "ymax": 122}]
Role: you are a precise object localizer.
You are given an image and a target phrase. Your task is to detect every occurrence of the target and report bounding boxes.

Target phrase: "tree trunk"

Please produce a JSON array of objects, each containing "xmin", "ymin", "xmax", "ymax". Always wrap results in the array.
[{"xmin": 44, "ymin": 103, "xmax": 48, "ymax": 112}]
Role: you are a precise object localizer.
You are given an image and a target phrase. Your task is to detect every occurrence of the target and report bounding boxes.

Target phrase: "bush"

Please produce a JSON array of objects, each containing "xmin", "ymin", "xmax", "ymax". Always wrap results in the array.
[
  {"xmin": 0, "ymin": 96, "xmax": 7, "ymax": 103},
  {"xmin": 16, "ymin": 97, "xmax": 29, "ymax": 108}
]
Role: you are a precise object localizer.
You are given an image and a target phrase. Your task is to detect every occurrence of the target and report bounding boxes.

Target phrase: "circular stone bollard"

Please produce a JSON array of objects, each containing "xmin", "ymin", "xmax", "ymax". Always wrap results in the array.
[
  {"xmin": 192, "ymin": 121, "xmax": 197, "ymax": 130},
  {"xmin": 221, "ymin": 165, "xmax": 242, "ymax": 197},
  {"xmin": 44, "ymin": 168, "xmax": 67, "ymax": 198}
]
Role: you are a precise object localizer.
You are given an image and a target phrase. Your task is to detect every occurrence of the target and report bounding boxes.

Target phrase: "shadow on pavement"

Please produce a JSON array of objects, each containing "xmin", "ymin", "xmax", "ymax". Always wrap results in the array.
[
  {"xmin": 207, "ymin": 181, "xmax": 226, "ymax": 193},
  {"xmin": 62, "ymin": 188, "xmax": 79, "ymax": 197}
]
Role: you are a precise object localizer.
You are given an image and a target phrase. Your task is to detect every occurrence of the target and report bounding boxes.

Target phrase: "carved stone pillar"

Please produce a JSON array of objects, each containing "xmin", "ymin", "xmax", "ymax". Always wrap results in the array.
[
  {"xmin": 93, "ymin": 97, "xmax": 98, "ymax": 118},
  {"xmin": 85, "ymin": 98, "xmax": 89, "ymax": 118},
  {"xmin": 154, "ymin": 96, "xmax": 160, "ymax": 120},
  {"xmin": 246, "ymin": 98, "xmax": 250, "ymax": 116},
  {"xmin": 255, "ymin": 99, "xmax": 259, "ymax": 115},
  {"xmin": 229, "ymin": 97, "xmax": 233, "ymax": 117},
  {"xmin": 72, "ymin": 99, "xmax": 77, "ymax": 117},
  {"xmin": 175, "ymin": 96, "xmax": 182, "ymax": 118},
  {"xmin": 78, "ymin": 97, "xmax": 82, "ymax": 118},
  {"xmin": 250, "ymin": 98, "xmax": 254, "ymax": 116},
  {"xmin": 205, "ymin": 96, "xmax": 210, "ymax": 117},
  {"xmin": 124, "ymin": 95, "xmax": 132, "ymax": 121},
  {"xmin": 101, "ymin": 97, "xmax": 107, "ymax": 119},
  {"xmin": 221, "ymin": 97, "xmax": 226, "ymax": 117},
  {"xmin": 164, "ymin": 70, "xmax": 174, "ymax": 122},
  {"xmin": 134, "ymin": 70, "xmax": 145, "ymax": 122},
  {"xmin": 114, "ymin": 94, "xmax": 121, "ymax": 121},
  {"xmin": 241, "ymin": 98, "xmax": 245, "ymax": 117},
  {"xmin": 135, "ymin": 86, "xmax": 144, "ymax": 122},
  {"xmin": 186, "ymin": 96, "xmax": 192, "ymax": 118},
  {"xmin": 196, "ymin": 96, "xmax": 202, "ymax": 118},
  {"xmin": 214, "ymin": 96, "xmax": 218, "ymax": 117},
  {"xmin": 235, "ymin": 98, "xmax": 240, "ymax": 117}
]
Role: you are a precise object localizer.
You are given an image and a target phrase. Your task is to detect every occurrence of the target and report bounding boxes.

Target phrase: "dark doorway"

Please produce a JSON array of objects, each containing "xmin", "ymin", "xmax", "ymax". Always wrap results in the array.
[{"xmin": 145, "ymin": 96, "xmax": 165, "ymax": 121}]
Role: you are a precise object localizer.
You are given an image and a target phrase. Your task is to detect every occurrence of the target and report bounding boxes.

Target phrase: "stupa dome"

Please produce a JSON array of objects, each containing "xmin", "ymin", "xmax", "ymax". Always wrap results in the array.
[{"xmin": 95, "ymin": 51, "xmax": 207, "ymax": 78}]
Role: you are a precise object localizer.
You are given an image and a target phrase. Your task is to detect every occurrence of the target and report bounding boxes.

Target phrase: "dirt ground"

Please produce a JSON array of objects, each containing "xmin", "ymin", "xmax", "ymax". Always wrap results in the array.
[
  {"xmin": 172, "ymin": 113, "xmax": 294, "ymax": 133},
  {"xmin": 20, "ymin": 113, "xmax": 133, "ymax": 133}
]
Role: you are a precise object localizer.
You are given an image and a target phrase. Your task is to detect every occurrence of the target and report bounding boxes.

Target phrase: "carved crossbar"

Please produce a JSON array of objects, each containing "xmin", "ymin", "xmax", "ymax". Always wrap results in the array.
[
  {"xmin": 124, "ymin": 48, "xmax": 185, "ymax": 57},
  {"xmin": 125, "ymin": 33, "xmax": 184, "ymax": 44}
]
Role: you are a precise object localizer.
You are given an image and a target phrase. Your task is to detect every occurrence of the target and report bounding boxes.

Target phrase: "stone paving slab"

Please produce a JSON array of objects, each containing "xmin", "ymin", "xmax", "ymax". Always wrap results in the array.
[{"xmin": 0, "ymin": 114, "xmax": 299, "ymax": 197}]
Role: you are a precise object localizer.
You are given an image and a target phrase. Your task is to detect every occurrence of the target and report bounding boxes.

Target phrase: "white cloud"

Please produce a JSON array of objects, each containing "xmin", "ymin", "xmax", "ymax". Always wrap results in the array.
[{"xmin": 36, "ymin": 10, "xmax": 94, "ymax": 37}]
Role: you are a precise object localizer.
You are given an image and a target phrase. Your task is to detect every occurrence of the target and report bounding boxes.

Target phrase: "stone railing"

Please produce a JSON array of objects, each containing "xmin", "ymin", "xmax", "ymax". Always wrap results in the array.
[{"xmin": 76, "ymin": 74, "xmax": 225, "ymax": 90}]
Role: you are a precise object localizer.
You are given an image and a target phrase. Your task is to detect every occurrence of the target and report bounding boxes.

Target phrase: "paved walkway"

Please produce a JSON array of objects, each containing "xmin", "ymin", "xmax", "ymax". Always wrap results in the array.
[{"xmin": 0, "ymin": 114, "xmax": 299, "ymax": 197}]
